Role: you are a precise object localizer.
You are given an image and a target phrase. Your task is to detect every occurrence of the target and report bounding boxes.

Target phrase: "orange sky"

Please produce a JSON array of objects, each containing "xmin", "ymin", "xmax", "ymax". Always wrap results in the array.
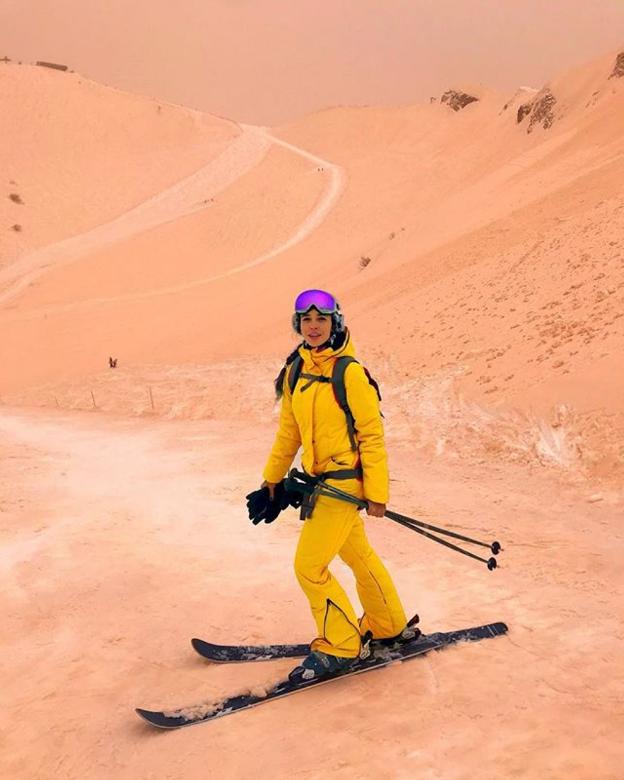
[{"xmin": 2, "ymin": 0, "xmax": 623, "ymax": 123}]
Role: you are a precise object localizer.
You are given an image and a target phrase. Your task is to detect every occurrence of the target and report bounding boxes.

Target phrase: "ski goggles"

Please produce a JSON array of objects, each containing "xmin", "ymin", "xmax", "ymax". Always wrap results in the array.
[{"xmin": 294, "ymin": 289, "xmax": 339, "ymax": 315}]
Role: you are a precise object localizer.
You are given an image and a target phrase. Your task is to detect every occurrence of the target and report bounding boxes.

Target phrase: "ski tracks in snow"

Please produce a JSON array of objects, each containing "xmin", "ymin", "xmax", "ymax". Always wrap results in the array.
[{"xmin": 0, "ymin": 124, "xmax": 345, "ymax": 310}]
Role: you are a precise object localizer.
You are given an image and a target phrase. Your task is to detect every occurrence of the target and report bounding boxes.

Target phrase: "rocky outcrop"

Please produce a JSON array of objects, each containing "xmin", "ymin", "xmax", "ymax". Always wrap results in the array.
[
  {"xmin": 440, "ymin": 90, "xmax": 478, "ymax": 112},
  {"xmin": 516, "ymin": 102, "xmax": 533, "ymax": 123},
  {"xmin": 501, "ymin": 87, "xmax": 538, "ymax": 115},
  {"xmin": 609, "ymin": 51, "xmax": 624, "ymax": 79},
  {"xmin": 517, "ymin": 88, "xmax": 556, "ymax": 133}
]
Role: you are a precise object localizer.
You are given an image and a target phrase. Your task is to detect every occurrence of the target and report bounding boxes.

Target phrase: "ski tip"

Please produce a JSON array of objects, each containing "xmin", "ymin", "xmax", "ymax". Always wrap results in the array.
[
  {"xmin": 135, "ymin": 708, "xmax": 162, "ymax": 726},
  {"xmin": 191, "ymin": 637, "xmax": 231, "ymax": 662},
  {"xmin": 191, "ymin": 637, "xmax": 222, "ymax": 657},
  {"xmin": 135, "ymin": 707, "xmax": 185, "ymax": 730}
]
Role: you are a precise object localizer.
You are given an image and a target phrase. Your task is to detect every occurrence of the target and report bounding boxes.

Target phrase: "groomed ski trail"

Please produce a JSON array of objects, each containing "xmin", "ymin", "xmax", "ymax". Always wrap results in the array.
[{"xmin": 0, "ymin": 124, "xmax": 346, "ymax": 312}]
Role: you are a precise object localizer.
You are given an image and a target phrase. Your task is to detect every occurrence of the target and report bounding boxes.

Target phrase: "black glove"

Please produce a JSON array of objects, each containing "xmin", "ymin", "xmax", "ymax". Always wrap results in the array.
[
  {"xmin": 246, "ymin": 482, "xmax": 288, "ymax": 525},
  {"xmin": 246, "ymin": 486, "xmax": 270, "ymax": 522},
  {"xmin": 246, "ymin": 481, "xmax": 302, "ymax": 525}
]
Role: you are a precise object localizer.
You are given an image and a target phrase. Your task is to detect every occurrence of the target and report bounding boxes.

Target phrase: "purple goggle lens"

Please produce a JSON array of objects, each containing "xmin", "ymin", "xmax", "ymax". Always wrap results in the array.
[{"xmin": 294, "ymin": 289, "xmax": 338, "ymax": 315}]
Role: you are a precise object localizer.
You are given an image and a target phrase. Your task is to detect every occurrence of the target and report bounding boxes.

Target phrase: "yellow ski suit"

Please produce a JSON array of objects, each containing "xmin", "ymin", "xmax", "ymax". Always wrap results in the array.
[{"xmin": 263, "ymin": 331, "xmax": 407, "ymax": 658}]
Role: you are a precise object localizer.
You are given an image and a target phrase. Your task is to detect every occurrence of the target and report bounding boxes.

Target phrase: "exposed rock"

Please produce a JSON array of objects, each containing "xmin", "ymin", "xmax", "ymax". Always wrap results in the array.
[
  {"xmin": 517, "ymin": 102, "xmax": 533, "ymax": 124},
  {"xmin": 501, "ymin": 86, "xmax": 538, "ymax": 114},
  {"xmin": 440, "ymin": 90, "xmax": 478, "ymax": 112},
  {"xmin": 609, "ymin": 51, "xmax": 624, "ymax": 79},
  {"xmin": 517, "ymin": 88, "xmax": 556, "ymax": 133},
  {"xmin": 529, "ymin": 90, "xmax": 556, "ymax": 131}
]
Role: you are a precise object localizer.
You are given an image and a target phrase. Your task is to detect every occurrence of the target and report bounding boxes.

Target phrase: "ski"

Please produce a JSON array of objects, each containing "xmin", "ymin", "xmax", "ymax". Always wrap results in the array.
[
  {"xmin": 191, "ymin": 638, "xmax": 310, "ymax": 663},
  {"xmin": 136, "ymin": 621, "xmax": 507, "ymax": 730},
  {"xmin": 190, "ymin": 613, "xmax": 420, "ymax": 663}
]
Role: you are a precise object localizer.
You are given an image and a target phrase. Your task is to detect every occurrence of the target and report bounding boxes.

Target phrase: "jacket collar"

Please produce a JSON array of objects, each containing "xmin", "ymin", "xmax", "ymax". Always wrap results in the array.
[{"xmin": 299, "ymin": 329, "xmax": 356, "ymax": 371}]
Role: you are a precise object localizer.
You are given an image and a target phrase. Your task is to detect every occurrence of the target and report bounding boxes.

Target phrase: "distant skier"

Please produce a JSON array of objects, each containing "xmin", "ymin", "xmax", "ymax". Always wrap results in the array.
[{"xmin": 257, "ymin": 289, "xmax": 415, "ymax": 681}]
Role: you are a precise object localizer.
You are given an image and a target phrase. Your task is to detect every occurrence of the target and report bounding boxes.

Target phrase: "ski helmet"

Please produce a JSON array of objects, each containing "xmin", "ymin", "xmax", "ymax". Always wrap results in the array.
[{"xmin": 292, "ymin": 289, "xmax": 345, "ymax": 335}]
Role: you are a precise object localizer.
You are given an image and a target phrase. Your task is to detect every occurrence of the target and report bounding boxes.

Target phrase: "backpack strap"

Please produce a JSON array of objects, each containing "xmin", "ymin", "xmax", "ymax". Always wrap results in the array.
[
  {"xmin": 287, "ymin": 354, "xmax": 304, "ymax": 396},
  {"xmin": 287, "ymin": 355, "xmax": 382, "ymax": 453},
  {"xmin": 332, "ymin": 356, "xmax": 359, "ymax": 452},
  {"xmin": 332, "ymin": 357, "xmax": 383, "ymax": 452},
  {"xmin": 299, "ymin": 373, "xmax": 332, "ymax": 392}
]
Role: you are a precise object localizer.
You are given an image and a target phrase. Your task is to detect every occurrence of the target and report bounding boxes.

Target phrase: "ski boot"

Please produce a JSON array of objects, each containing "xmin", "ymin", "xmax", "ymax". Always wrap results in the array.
[
  {"xmin": 361, "ymin": 614, "xmax": 422, "ymax": 658},
  {"xmin": 289, "ymin": 650, "xmax": 357, "ymax": 683}
]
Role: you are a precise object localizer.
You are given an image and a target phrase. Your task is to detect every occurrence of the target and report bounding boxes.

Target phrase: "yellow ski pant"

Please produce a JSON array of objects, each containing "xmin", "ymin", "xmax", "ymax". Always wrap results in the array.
[{"xmin": 294, "ymin": 485, "xmax": 407, "ymax": 658}]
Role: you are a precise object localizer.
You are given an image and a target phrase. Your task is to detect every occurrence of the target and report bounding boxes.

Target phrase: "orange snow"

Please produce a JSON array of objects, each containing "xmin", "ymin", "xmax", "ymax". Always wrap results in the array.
[
  {"xmin": 0, "ymin": 63, "xmax": 238, "ymax": 269},
  {"xmin": 1, "ymin": 410, "xmax": 621, "ymax": 778},
  {"xmin": 1, "ymin": 46, "xmax": 623, "ymax": 779},
  {"xmin": 2, "ymin": 51, "xmax": 623, "ymax": 477}
]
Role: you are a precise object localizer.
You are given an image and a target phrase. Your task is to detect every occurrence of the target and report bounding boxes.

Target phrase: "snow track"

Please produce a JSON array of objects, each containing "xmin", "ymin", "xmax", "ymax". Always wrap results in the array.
[{"xmin": 0, "ymin": 124, "xmax": 345, "ymax": 308}]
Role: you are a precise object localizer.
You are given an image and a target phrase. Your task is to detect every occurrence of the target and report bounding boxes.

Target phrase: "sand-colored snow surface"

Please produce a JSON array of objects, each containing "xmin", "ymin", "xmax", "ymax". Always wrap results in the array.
[
  {"xmin": 2, "ymin": 44, "xmax": 624, "ymax": 779},
  {"xmin": 1, "ymin": 409, "xmax": 622, "ymax": 778},
  {"xmin": 0, "ymin": 64, "xmax": 239, "ymax": 272}
]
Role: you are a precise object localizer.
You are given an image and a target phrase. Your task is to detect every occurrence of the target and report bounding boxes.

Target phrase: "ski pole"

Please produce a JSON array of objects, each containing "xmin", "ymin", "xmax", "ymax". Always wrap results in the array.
[
  {"xmin": 384, "ymin": 512, "xmax": 498, "ymax": 570},
  {"xmin": 286, "ymin": 471, "xmax": 502, "ymax": 570},
  {"xmin": 384, "ymin": 509, "xmax": 502, "ymax": 556},
  {"xmin": 316, "ymin": 477, "xmax": 501, "ymax": 553},
  {"xmin": 315, "ymin": 483, "xmax": 499, "ymax": 569}
]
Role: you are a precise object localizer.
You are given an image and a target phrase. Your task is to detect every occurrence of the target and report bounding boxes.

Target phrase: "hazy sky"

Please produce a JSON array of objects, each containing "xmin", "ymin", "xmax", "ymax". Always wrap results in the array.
[{"xmin": 2, "ymin": 0, "xmax": 623, "ymax": 124}]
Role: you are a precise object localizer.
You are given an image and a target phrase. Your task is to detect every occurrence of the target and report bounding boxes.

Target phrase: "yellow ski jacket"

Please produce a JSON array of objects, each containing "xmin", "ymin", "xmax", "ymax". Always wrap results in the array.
[{"xmin": 263, "ymin": 331, "xmax": 390, "ymax": 504}]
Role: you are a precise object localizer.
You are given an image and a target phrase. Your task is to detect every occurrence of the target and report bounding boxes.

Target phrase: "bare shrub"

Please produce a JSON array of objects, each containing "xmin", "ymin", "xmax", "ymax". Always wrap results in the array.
[
  {"xmin": 9, "ymin": 193, "xmax": 23, "ymax": 204},
  {"xmin": 360, "ymin": 256, "xmax": 372, "ymax": 269}
]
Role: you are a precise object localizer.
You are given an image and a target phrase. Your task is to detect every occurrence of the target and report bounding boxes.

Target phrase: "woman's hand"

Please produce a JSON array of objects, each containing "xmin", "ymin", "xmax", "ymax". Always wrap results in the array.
[
  {"xmin": 261, "ymin": 480, "xmax": 277, "ymax": 500},
  {"xmin": 365, "ymin": 500, "xmax": 386, "ymax": 517}
]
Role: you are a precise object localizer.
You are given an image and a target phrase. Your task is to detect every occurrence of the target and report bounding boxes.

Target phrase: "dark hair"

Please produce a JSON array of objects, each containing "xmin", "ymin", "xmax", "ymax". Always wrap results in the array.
[
  {"xmin": 273, "ymin": 330, "xmax": 348, "ymax": 400},
  {"xmin": 274, "ymin": 345, "xmax": 302, "ymax": 399}
]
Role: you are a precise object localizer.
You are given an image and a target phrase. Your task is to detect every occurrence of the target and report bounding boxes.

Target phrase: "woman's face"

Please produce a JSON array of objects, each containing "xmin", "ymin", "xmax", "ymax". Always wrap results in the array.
[{"xmin": 300, "ymin": 307, "xmax": 332, "ymax": 347}]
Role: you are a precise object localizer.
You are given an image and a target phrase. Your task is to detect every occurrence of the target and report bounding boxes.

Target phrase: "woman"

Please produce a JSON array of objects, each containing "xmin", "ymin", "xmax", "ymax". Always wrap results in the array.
[{"xmin": 261, "ymin": 289, "xmax": 412, "ymax": 681}]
